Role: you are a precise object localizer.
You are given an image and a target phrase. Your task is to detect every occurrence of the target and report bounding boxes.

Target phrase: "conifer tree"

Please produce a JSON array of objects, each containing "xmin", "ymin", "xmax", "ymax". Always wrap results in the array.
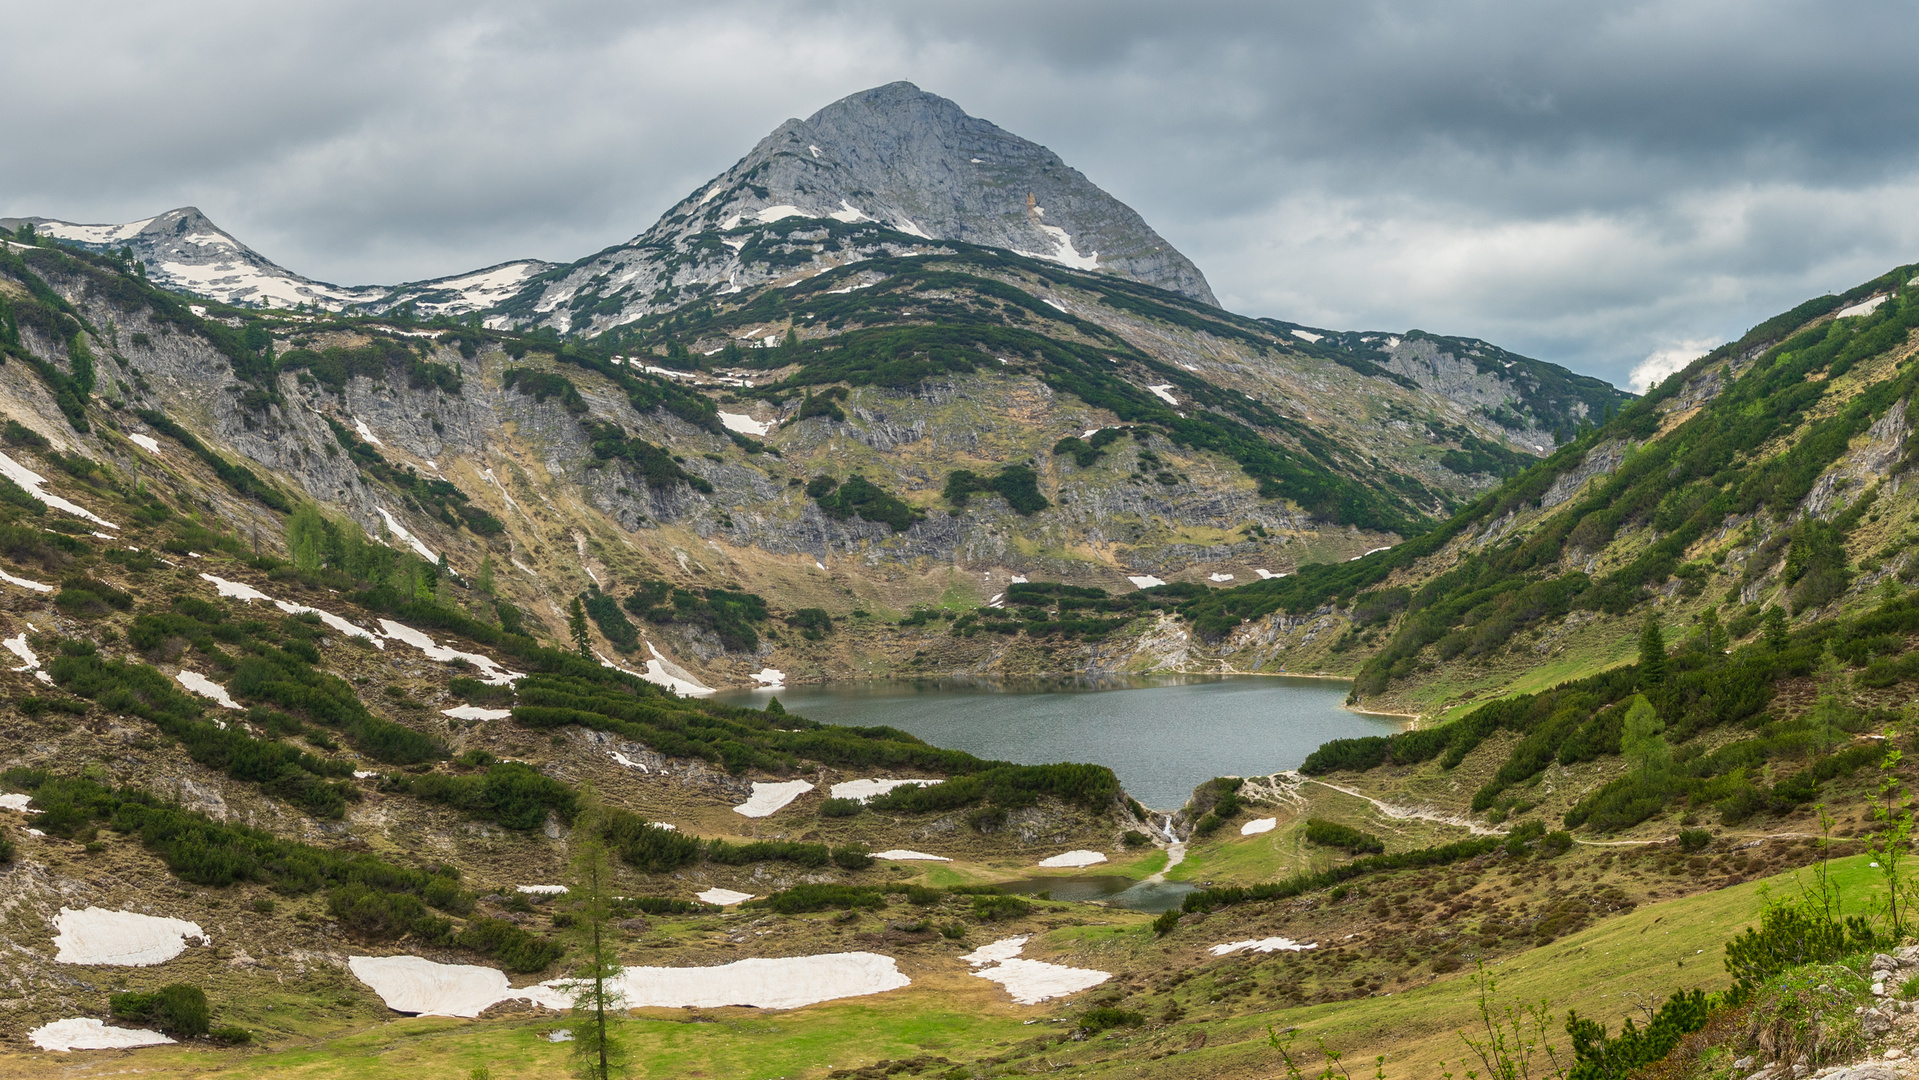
[
  {"xmin": 476, "ymin": 553, "xmax": 495, "ymax": 596},
  {"xmin": 1638, "ymin": 612, "xmax": 1668, "ymax": 687},
  {"xmin": 568, "ymin": 596, "xmax": 592, "ymax": 656},
  {"xmin": 1762, "ymin": 605, "xmax": 1791, "ymax": 652},
  {"xmin": 566, "ymin": 786, "xmax": 625, "ymax": 1079}
]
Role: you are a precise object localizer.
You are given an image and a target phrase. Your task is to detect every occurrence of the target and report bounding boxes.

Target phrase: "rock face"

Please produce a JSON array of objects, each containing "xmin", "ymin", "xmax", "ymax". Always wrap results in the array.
[{"xmin": 499, "ymin": 81, "xmax": 1218, "ymax": 333}]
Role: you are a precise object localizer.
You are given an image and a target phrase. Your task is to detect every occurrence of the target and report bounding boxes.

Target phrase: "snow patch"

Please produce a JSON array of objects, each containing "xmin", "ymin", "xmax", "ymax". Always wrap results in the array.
[
  {"xmin": 636, "ymin": 642, "xmax": 714, "ymax": 697},
  {"xmin": 443, "ymin": 705, "xmax": 512, "ymax": 721},
  {"xmin": 3, "ymin": 635, "xmax": 44, "ymax": 683},
  {"xmin": 128, "ymin": 433, "xmax": 161, "ymax": 453},
  {"xmin": 1010, "ymin": 574, "xmax": 1028, "ymax": 584},
  {"xmin": 891, "ymin": 218, "xmax": 932, "ymax": 239},
  {"xmin": 1127, "ymin": 575, "xmax": 1166, "ymax": 589},
  {"xmin": 734, "ymin": 780, "xmax": 814, "ymax": 818},
  {"xmin": 1837, "ymin": 294, "xmax": 1889, "ymax": 319},
  {"xmin": 375, "ymin": 508, "xmax": 437, "ymax": 562},
  {"xmin": 1348, "ymin": 546, "xmax": 1392, "ymax": 562},
  {"xmin": 608, "ymin": 749, "xmax": 648, "ymax": 771},
  {"xmin": 829, "ymin": 778, "xmax": 939, "ymax": 803},
  {"xmin": 53, "ymin": 907, "xmax": 209, "ymax": 966},
  {"xmin": 1146, "ymin": 384, "xmax": 1178, "ymax": 405},
  {"xmin": 1038, "ymin": 850, "xmax": 1107, "ymax": 868},
  {"xmin": 176, "ymin": 670, "xmax": 238, "ymax": 709},
  {"xmin": 808, "ymin": 144, "xmax": 823, "ymax": 158},
  {"xmin": 750, "ymin": 668, "xmax": 785, "ymax": 687},
  {"xmin": 0, "ymin": 450, "xmax": 118, "ymax": 528},
  {"xmin": 379, "ymin": 620, "xmax": 521, "ymax": 684},
  {"xmin": 698, "ymin": 183, "xmax": 725, "ymax": 206},
  {"xmin": 1290, "ymin": 329, "xmax": 1323, "ymax": 342},
  {"xmin": 1254, "ymin": 569, "xmax": 1286, "ymax": 580},
  {"xmin": 0, "ymin": 793, "xmax": 32, "ymax": 812},
  {"xmin": 1240, "ymin": 817, "xmax": 1278, "ymax": 836},
  {"xmin": 874, "ymin": 849, "xmax": 950, "ymax": 861},
  {"xmin": 0, "ymin": 568, "xmax": 53, "ymax": 593},
  {"xmin": 1210, "ymin": 937, "xmax": 1316, "ymax": 956},
  {"xmin": 756, "ymin": 205, "xmax": 808, "ymax": 224},
  {"xmin": 697, "ymin": 888, "xmax": 754, "ymax": 906},
  {"xmin": 516, "ymin": 885, "xmax": 567, "ymax": 896},
  {"xmin": 718, "ymin": 411, "xmax": 774, "ymax": 437},
  {"xmin": 829, "ymin": 200, "xmax": 866, "ymax": 223},
  {"xmin": 30, "ymin": 1018, "xmax": 174, "ymax": 1052},
  {"xmin": 348, "ymin": 955, "xmax": 516, "ymax": 1018},
  {"xmin": 1209, "ymin": 573, "xmax": 1235, "ymax": 582},
  {"xmin": 353, "ymin": 418, "xmax": 382, "ymax": 445},
  {"xmin": 1042, "ymin": 298, "xmax": 1069, "ymax": 313},
  {"xmin": 963, "ymin": 936, "xmax": 1109, "ymax": 1004}
]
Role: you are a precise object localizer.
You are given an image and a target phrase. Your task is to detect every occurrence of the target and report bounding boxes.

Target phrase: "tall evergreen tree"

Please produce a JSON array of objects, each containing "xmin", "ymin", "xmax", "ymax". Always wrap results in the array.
[
  {"xmin": 568, "ymin": 596, "xmax": 592, "ymax": 656},
  {"xmin": 1638, "ymin": 612, "xmax": 1668, "ymax": 687},
  {"xmin": 1762, "ymin": 605, "xmax": 1791, "ymax": 652},
  {"xmin": 566, "ymin": 787, "xmax": 625, "ymax": 1080}
]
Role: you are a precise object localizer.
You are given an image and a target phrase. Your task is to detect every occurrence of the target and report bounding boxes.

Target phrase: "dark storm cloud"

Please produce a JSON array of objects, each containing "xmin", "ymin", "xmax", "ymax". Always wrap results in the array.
[{"xmin": 5, "ymin": 1, "xmax": 1917, "ymax": 388}]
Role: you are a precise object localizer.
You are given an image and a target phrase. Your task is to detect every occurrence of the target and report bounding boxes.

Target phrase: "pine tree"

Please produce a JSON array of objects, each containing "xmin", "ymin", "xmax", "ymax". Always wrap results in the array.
[
  {"xmin": 1619, "ymin": 694, "xmax": 1669, "ymax": 778},
  {"xmin": 568, "ymin": 596, "xmax": 592, "ymax": 656},
  {"xmin": 286, "ymin": 504, "xmax": 327, "ymax": 572},
  {"xmin": 566, "ymin": 787, "xmax": 625, "ymax": 1080},
  {"xmin": 1762, "ymin": 605, "xmax": 1791, "ymax": 652},
  {"xmin": 476, "ymin": 554, "xmax": 495, "ymax": 596},
  {"xmin": 1637, "ymin": 612, "xmax": 1668, "ymax": 687},
  {"xmin": 1698, "ymin": 606, "xmax": 1721, "ymax": 653}
]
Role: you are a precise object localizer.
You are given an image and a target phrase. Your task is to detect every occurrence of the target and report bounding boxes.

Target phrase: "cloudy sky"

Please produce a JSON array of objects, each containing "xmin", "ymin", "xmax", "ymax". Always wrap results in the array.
[{"xmin": 6, "ymin": 1, "xmax": 1918, "ymax": 390}]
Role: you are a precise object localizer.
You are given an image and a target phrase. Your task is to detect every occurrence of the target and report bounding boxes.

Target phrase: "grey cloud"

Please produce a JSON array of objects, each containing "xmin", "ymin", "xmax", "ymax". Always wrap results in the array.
[{"xmin": 4, "ymin": 1, "xmax": 1918, "ymax": 387}]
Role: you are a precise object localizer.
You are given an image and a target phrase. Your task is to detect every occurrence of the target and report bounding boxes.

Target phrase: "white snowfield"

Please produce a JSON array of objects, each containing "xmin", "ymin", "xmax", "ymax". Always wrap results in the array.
[
  {"xmin": 1290, "ymin": 328, "xmax": 1324, "ymax": 342},
  {"xmin": 36, "ymin": 217, "xmax": 156, "ymax": 245},
  {"xmin": 379, "ymin": 620, "xmax": 522, "ymax": 685},
  {"xmin": 4, "ymin": 633, "xmax": 51, "ymax": 683},
  {"xmin": 1254, "ymin": 569, "xmax": 1287, "ymax": 580},
  {"xmin": 1240, "ymin": 817, "xmax": 1278, "ymax": 836},
  {"xmin": 1146, "ymin": 384, "xmax": 1179, "ymax": 405},
  {"xmin": 1127, "ymin": 575, "xmax": 1166, "ymax": 589},
  {"xmin": 30, "ymin": 1017, "xmax": 174, "ymax": 1051},
  {"xmin": 873, "ymin": 850, "xmax": 950, "ymax": 861},
  {"xmin": 1837, "ymin": 294, "xmax": 1889, "ymax": 319},
  {"xmin": 516, "ymin": 885, "xmax": 567, "ymax": 895},
  {"xmin": 697, "ymin": 887, "xmax": 755, "ymax": 906},
  {"xmin": 376, "ymin": 507, "xmax": 437, "ymax": 562},
  {"xmin": 175, "ymin": 670, "xmax": 239, "ymax": 709},
  {"xmin": 1209, "ymin": 573, "xmax": 1235, "ymax": 582},
  {"xmin": 829, "ymin": 778, "xmax": 939, "ymax": 803},
  {"xmin": 0, "ymin": 450, "xmax": 118, "ymax": 528},
  {"xmin": 640, "ymin": 642, "xmax": 716, "ymax": 697},
  {"xmin": 53, "ymin": 907, "xmax": 209, "ymax": 966},
  {"xmin": 0, "ymin": 568, "xmax": 53, "ymax": 593},
  {"xmin": 1210, "ymin": 937, "xmax": 1316, "ymax": 956},
  {"xmin": 963, "ymin": 935, "xmax": 1111, "ymax": 1004},
  {"xmin": 1038, "ymin": 850, "xmax": 1107, "ymax": 868},
  {"xmin": 350, "ymin": 951, "xmax": 909, "ymax": 1016},
  {"xmin": 717, "ymin": 411, "xmax": 775, "ymax": 437},
  {"xmin": 733, "ymin": 780, "xmax": 814, "ymax": 817},
  {"xmin": 443, "ymin": 705, "xmax": 513, "ymax": 721},
  {"xmin": 750, "ymin": 668, "xmax": 786, "ymax": 687},
  {"xmin": 128, "ymin": 433, "xmax": 161, "ymax": 453},
  {"xmin": 201, "ymin": 573, "xmax": 382, "ymax": 647},
  {"xmin": 354, "ymin": 418, "xmax": 383, "ymax": 446},
  {"xmin": 0, "ymin": 793, "xmax": 32, "ymax": 812},
  {"xmin": 347, "ymin": 955, "xmax": 517, "ymax": 1018}
]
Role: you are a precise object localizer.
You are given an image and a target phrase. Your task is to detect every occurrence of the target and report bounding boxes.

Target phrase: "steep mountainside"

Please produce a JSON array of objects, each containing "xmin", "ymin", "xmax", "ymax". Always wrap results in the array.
[
  {"xmin": 497, "ymin": 82, "xmax": 1217, "ymax": 336},
  {"xmin": 1174, "ymin": 264, "xmax": 1919, "ymax": 718}
]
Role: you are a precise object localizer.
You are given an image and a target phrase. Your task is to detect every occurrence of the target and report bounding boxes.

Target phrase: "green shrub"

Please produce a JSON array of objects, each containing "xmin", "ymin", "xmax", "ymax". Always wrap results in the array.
[
  {"xmin": 1121, "ymin": 829, "xmax": 1150, "ymax": 847},
  {"xmin": 1677, "ymin": 827, "xmax": 1712, "ymax": 852},
  {"xmin": 1079, "ymin": 1007, "xmax": 1144, "ymax": 1033},
  {"xmin": 602, "ymin": 810, "xmax": 700, "ymax": 873},
  {"xmin": 110, "ymin": 984, "xmax": 209, "ymax": 1038},
  {"xmin": 819, "ymin": 797, "xmax": 862, "ymax": 817},
  {"xmin": 754, "ymin": 884, "xmax": 886, "ymax": 914},
  {"xmin": 1152, "ymin": 909, "xmax": 1180, "ymax": 935},
  {"xmin": 830, "ymin": 844, "xmax": 874, "ymax": 870},
  {"xmin": 453, "ymin": 916, "xmax": 563, "ymax": 973},
  {"xmin": 971, "ymin": 894, "xmax": 1032, "ymax": 921},
  {"xmin": 1303, "ymin": 818, "xmax": 1385, "ymax": 855},
  {"xmin": 208, "ymin": 1026, "xmax": 252, "ymax": 1045}
]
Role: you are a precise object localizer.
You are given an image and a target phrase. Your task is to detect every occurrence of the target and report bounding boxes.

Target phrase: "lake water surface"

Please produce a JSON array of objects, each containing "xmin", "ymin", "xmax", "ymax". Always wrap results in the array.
[{"xmin": 712, "ymin": 674, "xmax": 1404, "ymax": 810}]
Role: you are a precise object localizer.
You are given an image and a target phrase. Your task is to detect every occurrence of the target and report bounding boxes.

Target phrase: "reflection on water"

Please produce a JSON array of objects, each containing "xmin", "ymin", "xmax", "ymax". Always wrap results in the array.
[
  {"xmin": 995, "ymin": 874, "xmax": 1197, "ymax": 914},
  {"xmin": 713, "ymin": 673, "xmax": 1404, "ymax": 810}
]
